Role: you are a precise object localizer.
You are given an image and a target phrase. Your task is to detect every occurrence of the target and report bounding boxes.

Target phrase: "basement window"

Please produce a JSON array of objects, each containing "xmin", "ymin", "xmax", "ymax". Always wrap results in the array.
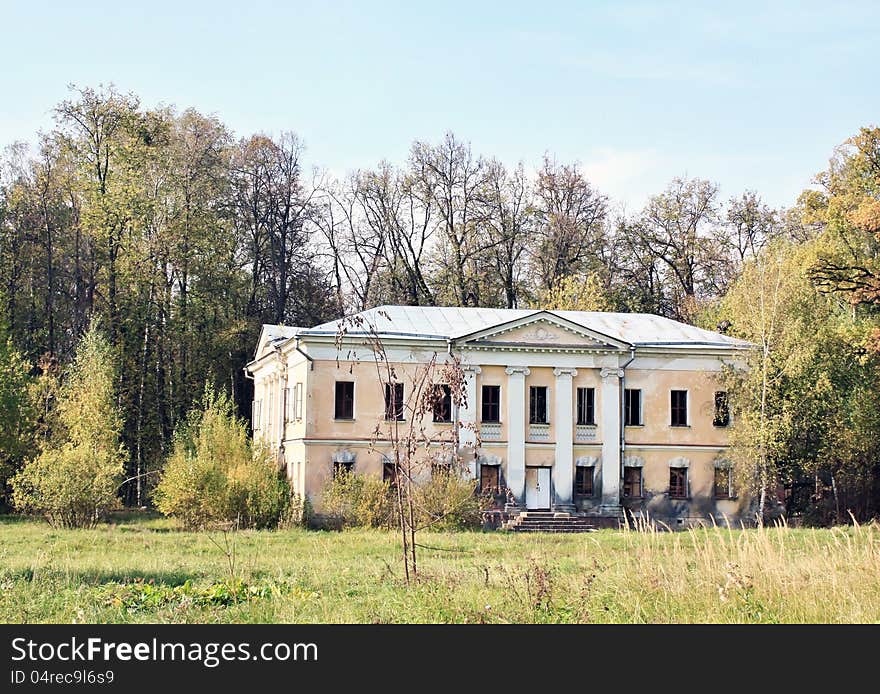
[
  {"xmin": 669, "ymin": 467, "xmax": 688, "ymax": 499},
  {"xmin": 623, "ymin": 467, "xmax": 642, "ymax": 498},
  {"xmin": 480, "ymin": 465, "xmax": 500, "ymax": 494},
  {"xmin": 714, "ymin": 466, "xmax": 732, "ymax": 499},
  {"xmin": 574, "ymin": 467, "xmax": 594, "ymax": 497},
  {"xmin": 333, "ymin": 461, "xmax": 354, "ymax": 478}
]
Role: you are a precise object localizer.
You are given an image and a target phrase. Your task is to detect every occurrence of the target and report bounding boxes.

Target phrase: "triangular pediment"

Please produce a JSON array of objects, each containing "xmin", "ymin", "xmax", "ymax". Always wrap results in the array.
[
  {"xmin": 455, "ymin": 312, "xmax": 629, "ymax": 351},
  {"xmin": 254, "ymin": 324, "xmax": 301, "ymax": 359}
]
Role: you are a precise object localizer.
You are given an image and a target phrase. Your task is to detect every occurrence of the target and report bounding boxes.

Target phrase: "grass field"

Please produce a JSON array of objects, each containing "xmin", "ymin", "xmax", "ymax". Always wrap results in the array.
[{"xmin": 1, "ymin": 514, "xmax": 878, "ymax": 623}]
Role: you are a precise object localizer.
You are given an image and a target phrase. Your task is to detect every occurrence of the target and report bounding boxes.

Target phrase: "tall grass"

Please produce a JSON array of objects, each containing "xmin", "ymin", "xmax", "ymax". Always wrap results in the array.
[{"xmin": 0, "ymin": 514, "xmax": 877, "ymax": 623}]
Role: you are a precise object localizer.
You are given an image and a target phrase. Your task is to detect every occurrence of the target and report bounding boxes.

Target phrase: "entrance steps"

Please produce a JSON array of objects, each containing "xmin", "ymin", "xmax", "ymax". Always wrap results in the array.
[{"xmin": 502, "ymin": 511, "xmax": 599, "ymax": 533}]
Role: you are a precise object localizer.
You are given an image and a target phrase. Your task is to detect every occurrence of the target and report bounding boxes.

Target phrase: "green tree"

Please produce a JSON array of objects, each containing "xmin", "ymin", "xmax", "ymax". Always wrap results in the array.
[
  {"xmin": 154, "ymin": 388, "xmax": 290, "ymax": 529},
  {"xmin": 11, "ymin": 325, "xmax": 126, "ymax": 527},
  {"xmin": 0, "ymin": 321, "xmax": 33, "ymax": 504}
]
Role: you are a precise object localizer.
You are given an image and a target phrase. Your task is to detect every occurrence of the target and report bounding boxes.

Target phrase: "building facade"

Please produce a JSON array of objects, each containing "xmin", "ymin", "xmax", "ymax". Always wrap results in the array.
[{"xmin": 245, "ymin": 306, "xmax": 752, "ymax": 526}]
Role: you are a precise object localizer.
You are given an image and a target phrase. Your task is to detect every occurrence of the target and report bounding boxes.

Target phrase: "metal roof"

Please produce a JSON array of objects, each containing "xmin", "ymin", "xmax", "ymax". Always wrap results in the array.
[{"xmin": 295, "ymin": 305, "xmax": 749, "ymax": 349}]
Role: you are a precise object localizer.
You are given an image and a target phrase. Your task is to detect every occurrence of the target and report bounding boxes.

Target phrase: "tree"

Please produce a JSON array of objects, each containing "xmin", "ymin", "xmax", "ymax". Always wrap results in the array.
[
  {"xmin": 533, "ymin": 157, "xmax": 609, "ymax": 293},
  {"xmin": 154, "ymin": 387, "xmax": 291, "ymax": 530},
  {"xmin": 540, "ymin": 272, "xmax": 613, "ymax": 312},
  {"xmin": 11, "ymin": 325, "xmax": 125, "ymax": 527},
  {"xmin": 619, "ymin": 177, "xmax": 725, "ymax": 320},
  {"xmin": 0, "ymin": 321, "xmax": 33, "ymax": 504},
  {"xmin": 805, "ymin": 126, "xmax": 880, "ymax": 307},
  {"xmin": 720, "ymin": 239, "xmax": 880, "ymax": 523}
]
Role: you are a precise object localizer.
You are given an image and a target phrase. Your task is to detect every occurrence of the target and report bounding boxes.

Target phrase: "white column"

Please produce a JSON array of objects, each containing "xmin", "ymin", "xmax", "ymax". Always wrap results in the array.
[
  {"xmin": 553, "ymin": 367, "xmax": 577, "ymax": 512},
  {"xmin": 505, "ymin": 366, "xmax": 530, "ymax": 509},
  {"xmin": 459, "ymin": 365, "xmax": 481, "ymax": 478},
  {"xmin": 600, "ymin": 367, "xmax": 623, "ymax": 513}
]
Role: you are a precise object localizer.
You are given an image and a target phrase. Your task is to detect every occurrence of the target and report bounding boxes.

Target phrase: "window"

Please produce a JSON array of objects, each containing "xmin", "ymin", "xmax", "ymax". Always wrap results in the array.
[
  {"xmin": 576, "ymin": 387, "xmax": 595, "ymax": 426},
  {"xmin": 529, "ymin": 386, "xmax": 549, "ymax": 424},
  {"xmin": 334, "ymin": 381, "xmax": 355, "ymax": 420},
  {"xmin": 713, "ymin": 391, "xmax": 730, "ymax": 427},
  {"xmin": 671, "ymin": 390, "xmax": 688, "ymax": 427},
  {"xmin": 284, "ymin": 388, "xmax": 292, "ymax": 423},
  {"xmin": 480, "ymin": 465, "xmax": 500, "ymax": 494},
  {"xmin": 432, "ymin": 461, "xmax": 452, "ymax": 477},
  {"xmin": 624, "ymin": 389, "xmax": 642, "ymax": 426},
  {"xmin": 714, "ymin": 466, "xmax": 732, "ymax": 499},
  {"xmin": 294, "ymin": 382, "xmax": 304, "ymax": 420},
  {"xmin": 333, "ymin": 461, "xmax": 354, "ymax": 478},
  {"xmin": 669, "ymin": 467, "xmax": 688, "ymax": 499},
  {"xmin": 481, "ymin": 385, "xmax": 501, "ymax": 423},
  {"xmin": 574, "ymin": 467, "xmax": 594, "ymax": 496},
  {"xmin": 252, "ymin": 400, "xmax": 262, "ymax": 430},
  {"xmin": 432, "ymin": 384, "xmax": 452, "ymax": 423},
  {"xmin": 623, "ymin": 467, "xmax": 642, "ymax": 498},
  {"xmin": 384, "ymin": 382, "xmax": 404, "ymax": 420},
  {"xmin": 383, "ymin": 461, "xmax": 397, "ymax": 485}
]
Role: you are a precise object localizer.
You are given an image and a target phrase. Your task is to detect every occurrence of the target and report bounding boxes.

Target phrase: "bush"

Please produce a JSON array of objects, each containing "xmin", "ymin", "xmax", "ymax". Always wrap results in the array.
[
  {"xmin": 319, "ymin": 467, "xmax": 484, "ymax": 531},
  {"xmin": 320, "ymin": 470, "xmax": 395, "ymax": 529},
  {"xmin": 11, "ymin": 326, "xmax": 125, "ymax": 527},
  {"xmin": 414, "ymin": 471, "xmax": 483, "ymax": 531},
  {"xmin": 154, "ymin": 388, "xmax": 291, "ymax": 530}
]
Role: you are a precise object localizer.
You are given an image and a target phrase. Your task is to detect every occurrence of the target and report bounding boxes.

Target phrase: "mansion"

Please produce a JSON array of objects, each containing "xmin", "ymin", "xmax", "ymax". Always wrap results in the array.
[{"xmin": 245, "ymin": 306, "xmax": 753, "ymax": 526}]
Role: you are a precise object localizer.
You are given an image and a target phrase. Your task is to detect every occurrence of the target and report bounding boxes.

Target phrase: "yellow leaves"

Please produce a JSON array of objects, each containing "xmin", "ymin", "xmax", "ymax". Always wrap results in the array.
[
  {"xmin": 539, "ymin": 272, "xmax": 612, "ymax": 312},
  {"xmin": 848, "ymin": 198, "xmax": 880, "ymax": 235}
]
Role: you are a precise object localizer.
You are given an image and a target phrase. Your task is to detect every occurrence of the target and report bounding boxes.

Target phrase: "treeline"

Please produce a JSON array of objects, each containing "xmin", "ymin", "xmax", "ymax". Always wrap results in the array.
[{"xmin": 1, "ymin": 84, "xmax": 879, "ymax": 521}]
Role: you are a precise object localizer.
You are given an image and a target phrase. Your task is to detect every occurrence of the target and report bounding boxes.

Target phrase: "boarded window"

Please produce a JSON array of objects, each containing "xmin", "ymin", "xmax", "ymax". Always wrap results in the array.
[
  {"xmin": 529, "ymin": 386, "xmax": 548, "ymax": 424},
  {"xmin": 574, "ymin": 467, "xmax": 593, "ymax": 496},
  {"xmin": 252, "ymin": 400, "xmax": 262, "ymax": 430},
  {"xmin": 713, "ymin": 391, "xmax": 730, "ymax": 427},
  {"xmin": 334, "ymin": 381, "xmax": 354, "ymax": 420},
  {"xmin": 481, "ymin": 385, "xmax": 501, "ymax": 423},
  {"xmin": 384, "ymin": 382, "xmax": 404, "ymax": 420},
  {"xmin": 623, "ymin": 467, "xmax": 642, "ymax": 498},
  {"xmin": 433, "ymin": 384, "xmax": 452, "ymax": 423},
  {"xmin": 294, "ymin": 382, "xmax": 304, "ymax": 420},
  {"xmin": 624, "ymin": 389, "xmax": 642, "ymax": 426},
  {"xmin": 671, "ymin": 390, "xmax": 688, "ymax": 426},
  {"xmin": 576, "ymin": 387, "xmax": 595, "ymax": 426},
  {"xmin": 480, "ymin": 465, "xmax": 500, "ymax": 494},
  {"xmin": 669, "ymin": 467, "xmax": 688, "ymax": 499},
  {"xmin": 714, "ymin": 467, "xmax": 732, "ymax": 499}
]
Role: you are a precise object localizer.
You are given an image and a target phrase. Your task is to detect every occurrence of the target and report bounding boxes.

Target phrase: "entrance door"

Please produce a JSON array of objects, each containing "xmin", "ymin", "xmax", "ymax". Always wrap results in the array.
[{"xmin": 525, "ymin": 467, "xmax": 551, "ymax": 510}]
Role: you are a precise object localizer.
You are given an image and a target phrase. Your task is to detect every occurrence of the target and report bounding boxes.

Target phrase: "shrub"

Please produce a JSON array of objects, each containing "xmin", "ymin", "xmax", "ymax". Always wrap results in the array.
[
  {"xmin": 414, "ymin": 471, "xmax": 482, "ymax": 531},
  {"xmin": 154, "ymin": 388, "xmax": 291, "ymax": 530},
  {"xmin": 319, "ymin": 467, "xmax": 483, "ymax": 531},
  {"xmin": 11, "ymin": 326, "xmax": 125, "ymax": 527},
  {"xmin": 320, "ymin": 470, "xmax": 395, "ymax": 529}
]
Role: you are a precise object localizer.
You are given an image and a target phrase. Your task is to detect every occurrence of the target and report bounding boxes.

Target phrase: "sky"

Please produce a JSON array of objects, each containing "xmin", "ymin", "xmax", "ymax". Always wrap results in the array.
[{"xmin": 1, "ymin": 0, "xmax": 878, "ymax": 211}]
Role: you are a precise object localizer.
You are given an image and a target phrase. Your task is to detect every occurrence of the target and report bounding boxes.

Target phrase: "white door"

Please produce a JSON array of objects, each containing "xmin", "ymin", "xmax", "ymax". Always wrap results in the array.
[{"xmin": 525, "ymin": 468, "xmax": 551, "ymax": 510}]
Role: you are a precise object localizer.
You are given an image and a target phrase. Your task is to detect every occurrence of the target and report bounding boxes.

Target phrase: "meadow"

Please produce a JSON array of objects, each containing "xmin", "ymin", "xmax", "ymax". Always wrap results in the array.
[{"xmin": 1, "ymin": 514, "xmax": 878, "ymax": 623}]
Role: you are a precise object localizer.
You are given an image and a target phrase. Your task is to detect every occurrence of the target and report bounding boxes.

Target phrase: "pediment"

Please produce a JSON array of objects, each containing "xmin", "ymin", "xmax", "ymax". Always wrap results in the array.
[{"xmin": 456, "ymin": 312, "xmax": 628, "ymax": 351}]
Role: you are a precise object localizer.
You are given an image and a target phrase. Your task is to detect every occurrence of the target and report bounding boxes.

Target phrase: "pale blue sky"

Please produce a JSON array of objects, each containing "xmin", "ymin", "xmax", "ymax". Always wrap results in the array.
[{"xmin": 2, "ymin": 1, "xmax": 878, "ymax": 209}]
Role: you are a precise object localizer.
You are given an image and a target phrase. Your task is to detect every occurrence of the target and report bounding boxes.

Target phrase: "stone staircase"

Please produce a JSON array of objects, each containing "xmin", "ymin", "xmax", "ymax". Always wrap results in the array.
[{"xmin": 502, "ymin": 511, "xmax": 598, "ymax": 533}]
